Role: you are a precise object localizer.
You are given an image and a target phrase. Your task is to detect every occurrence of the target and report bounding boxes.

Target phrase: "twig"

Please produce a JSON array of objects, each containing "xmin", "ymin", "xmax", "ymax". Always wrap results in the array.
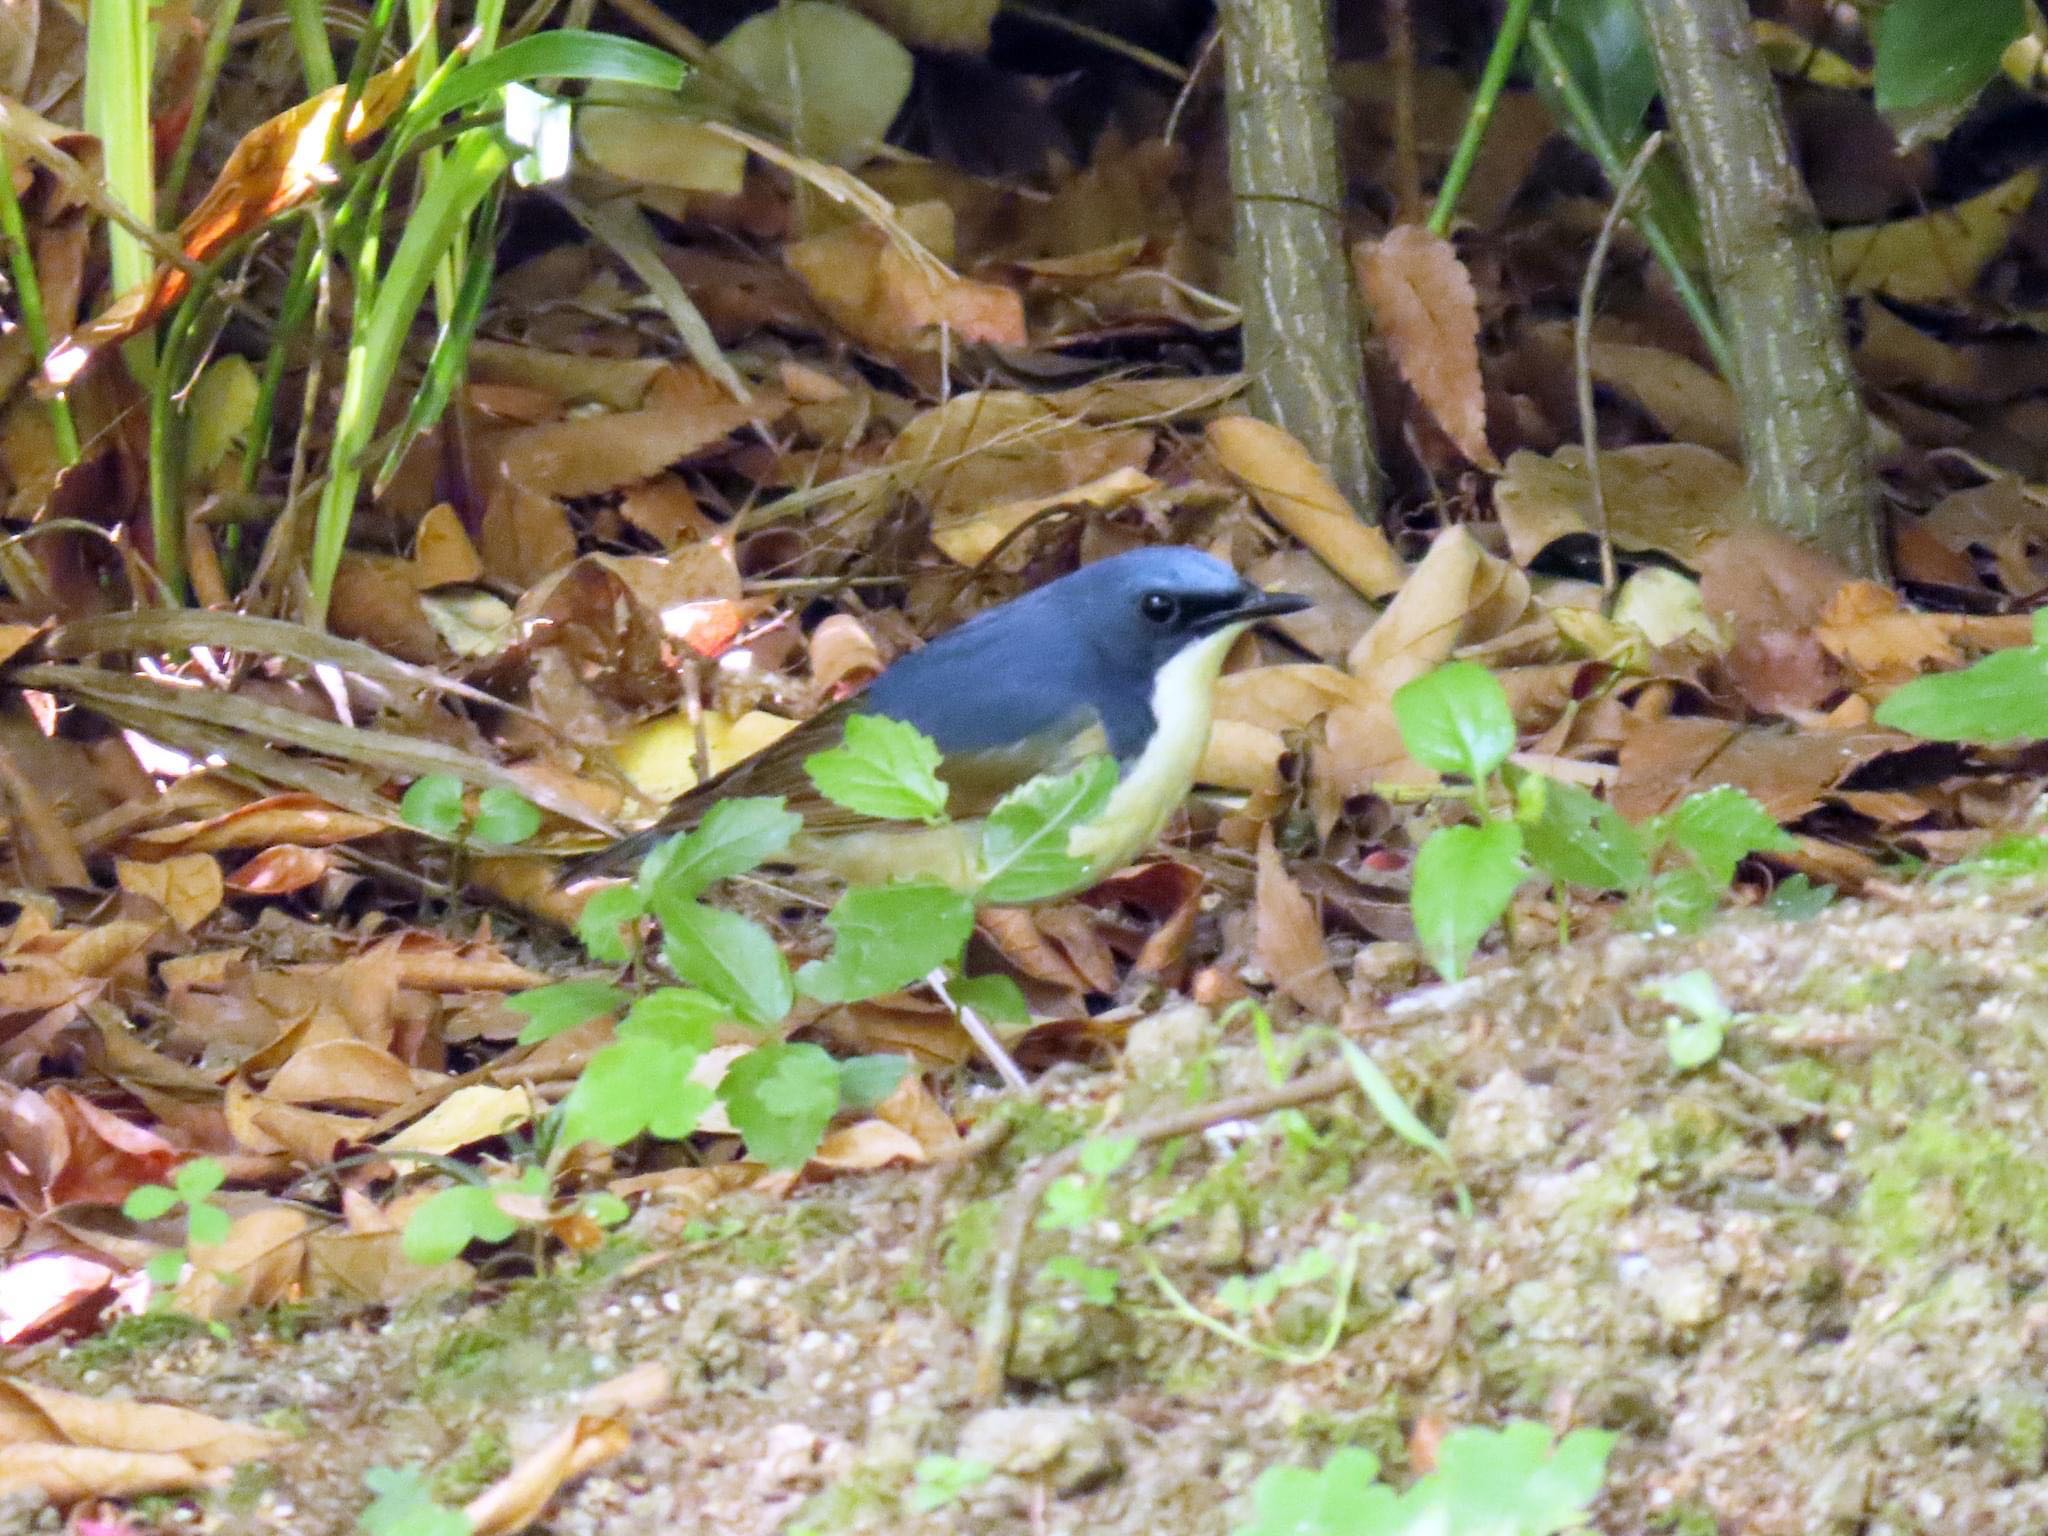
[
  {"xmin": 970, "ymin": 1062, "xmax": 1353, "ymax": 1402},
  {"xmin": 927, "ymin": 967, "xmax": 1029, "ymax": 1092},
  {"xmin": 1575, "ymin": 131, "xmax": 1665, "ymax": 600}
]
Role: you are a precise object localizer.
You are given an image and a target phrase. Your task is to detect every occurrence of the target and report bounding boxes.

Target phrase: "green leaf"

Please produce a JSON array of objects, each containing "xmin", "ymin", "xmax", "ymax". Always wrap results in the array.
[
  {"xmin": 172, "ymin": 1156, "xmax": 226, "ymax": 1202},
  {"xmin": 1404, "ymin": 1422, "xmax": 1616, "ymax": 1536},
  {"xmin": 1517, "ymin": 775, "xmax": 1646, "ymax": 893},
  {"xmin": 1238, "ymin": 1448, "xmax": 1393, "ymax": 1536},
  {"xmin": 1664, "ymin": 785, "xmax": 1793, "ymax": 887},
  {"xmin": 797, "ymin": 880, "xmax": 975, "ymax": 1004},
  {"xmin": 400, "ymin": 774, "xmax": 466, "ymax": 839},
  {"xmin": 1540, "ymin": 0, "xmax": 1658, "ymax": 146},
  {"xmin": 123, "ymin": 1183, "xmax": 178, "ymax": 1221},
  {"xmin": 1037, "ymin": 1173, "xmax": 1106, "ymax": 1233},
  {"xmin": 1078, "ymin": 1134, "xmax": 1138, "ymax": 1178},
  {"xmin": 1638, "ymin": 866, "xmax": 1719, "ymax": 933},
  {"xmin": 639, "ymin": 798, "xmax": 802, "ymax": 903},
  {"xmin": 975, "ymin": 756, "xmax": 1118, "ymax": 905},
  {"xmin": 907, "ymin": 1455, "xmax": 994, "ymax": 1514},
  {"xmin": 576, "ymin": 884, "xmax": 646, "ymax": 965},
  {"xmin": 655, "ymin": 898, "xmax": 793, "ymax": 1029},
  {"xmin": 1647, "ymin": 970, "xmax": 1731, "ymax": 1072},
  {"xmin": 362, "ymin": 1463, "xmax": 473, "ymax": 1536},
  {"xmin": 717, "ymin": 1041, "xmax": 841, "ymax": 1168},
  {"xmin": 506, "ymin": 980, "xmax": 628, "ymax": 1046},
  {"xmin": 617, "ymin": 987, "xmax": 724, "ymax": 1048},
  {"xmin": 1874, "ymin": 642, "xmax": 2048, "ymax": 745},
  {"xmin": 838, "ymin": 1054, "xmax": 910, "ymax": 1112},
  {"xmin": 581, "ymin": 1191, "xmax": 631, "ymax": 1227},
  {"xmin": 145, "ymin": 1248, "xmax": 189, "ymax": 1289},
  {"xmin": 714, "ymin": 1, "xmax": 913, "ymax": 166},
  {"xmin": 1410, "ymin": 820, "xmax": 1527, "ymax": 981},
  {"xmin": 185, "ymin": 1202, "xmax": 233, "ymax": 1248},
  {"xmin": 803, "ymin": 715, "xmax": 949, "ymax": 825},
  {"xmin": 950, "ymin": 972, "xmax": 1030, "ymax": 1026},
  {"xmin": 1874, "ymin": 0, "xmax": 2023, "ymax": 114},
  {"xmin": 469, "ymin": 787, "xmax": 541, "ymax": 846},
  {"xmin": 401, "ymin": 1183, "xmax": 522, "ymax": 1267},
  {"xmin": 1766, "ymin": 873, "xmax": 1834, "ymax": 920},
  {"xmin": 1336, "ymin": 1040, "xmax": 1459, "ymax": 1181},
  {"xmin": 558, "ymin": 1035, "xmax": 715, "ymax": 1148},
  {"xmin": 1042, "ymin": 1254, "xmax": 1118, "ymax": 1305},
  {"xmin": 412, "ymin": 30, "xmax": 689, "ymax": 121},
  {"xmin": 1392, "ymin": 661, "xmax": 1517, "ymax": 782}
]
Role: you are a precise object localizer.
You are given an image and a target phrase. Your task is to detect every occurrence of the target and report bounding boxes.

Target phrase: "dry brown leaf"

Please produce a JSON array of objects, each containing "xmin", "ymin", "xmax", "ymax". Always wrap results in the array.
[
  {"xmin": 1493, "ymin": 444, "xmax": 1751, "ymax": 567},
  {"xmin": 809, "ymin": 1119, "xmax": 927, "ymax": 1171},
  {"xmin": 115, "ymin": 853, "xmax": 222, "ymax": 930},
  {"xmin": 1612, "ymin": 717, "xmax": 1907, "ymax": 822},
  {"xmin": 1815, "ymin": 582, "xmax": 1961, "ymax": 687},
  {"xmin": 0, "ymin": 1251, "xmax": 117, "ymax": 1345},
  {"xmin": 411, "ymin": 503, "xmax": 485, "ymax": 589},
  {"xmin": 465, "ymin": 1412, "xmax": 633, "ymax": 1536},
  {"xmin": 1353, "ymin": 225, "xmax": 1496, "ymax": 469},
  {"xmin": 0, "ymin": 1375, "xmax": 288, "ymax": 1465},
  {"xmin": 786, "ymin": 216, "xmax": 1026, "ymax": 362},
  {"xmin": 1205, "ymin": 416, "xmax": 1405, "ymax": 598},
  {"xmin": 873, "ymin": 1072, "xmax": 960, "ymax": 1155},
  {"xmin": 1254, "ymin": 826, "xmax": 1344, "ymax": 1016},
  {"xmin": 1830, "ymin": 170, "xmax": 2038, "ymax": 303},
  {"xmin": 223, "ymin": 844, "xmax": 334, "ymax": 896},
  {"xmin": 0, "ymin": 1086, "xmax": 179, "ymax": 1212},
  {"xmin": 47, "ymin": 41, "xmax": 424, "ymax": 373},
  {"xmin": 383, "ymin": 1084, "xmax": 536, "ymax": 1155},
  {"xmin": 1348, "ymin": 525, "xmax": 1531, "ymax": 695},
  {"xmin": 173, "ymin": 1203, "xmax": 310, "ymax": 1319},
  {"xmin": 127, "ymin": 794, "xmax": 384, "ymax": 855},
  {"xmin": 263, "ymin": 1039, "xmax": 428, "ymax": 1111}
]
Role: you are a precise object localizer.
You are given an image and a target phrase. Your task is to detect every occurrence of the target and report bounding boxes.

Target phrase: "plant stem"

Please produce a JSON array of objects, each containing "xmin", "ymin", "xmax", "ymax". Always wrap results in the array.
[
  {"xmin": 0, "ymin": 146, "xmax": 78, "ymax": 463},
  {"xmin": 161, "ymin": 0, "xmax": 248, "ymax": 214},
  {"xmin": 1428, "ymin": 0, "xmax": 1534, "ymax": 236},
  {"xmin": 1633, "ymin": 0, "xmax": 1885, "ymax": 577},
  {"xmin": 1527, "ymin": 19, "xmax": 1735, "ymax": 384},
  {"xmin": 1218, "ymin": 0, "xmax": 1381, "ymax": 517}
]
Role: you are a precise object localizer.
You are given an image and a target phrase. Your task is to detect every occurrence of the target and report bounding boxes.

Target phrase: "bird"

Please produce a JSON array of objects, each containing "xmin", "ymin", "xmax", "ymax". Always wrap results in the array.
[{"xmin": 559, "ymin": 546, "xmax": 1311, "ymax": 897}]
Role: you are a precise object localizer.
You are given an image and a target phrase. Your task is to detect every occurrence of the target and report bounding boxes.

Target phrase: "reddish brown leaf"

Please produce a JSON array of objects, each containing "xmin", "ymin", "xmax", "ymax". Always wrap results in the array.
[{"xmin": 1353, "ymin": 225, "xmax": 1497, "ymax": 469}]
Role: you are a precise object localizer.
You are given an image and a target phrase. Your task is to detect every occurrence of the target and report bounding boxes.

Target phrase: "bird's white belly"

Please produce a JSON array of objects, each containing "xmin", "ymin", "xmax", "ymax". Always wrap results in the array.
[{"xmin": 1067, "ymin": 624, "xmax": 1241, "ymax": 877}]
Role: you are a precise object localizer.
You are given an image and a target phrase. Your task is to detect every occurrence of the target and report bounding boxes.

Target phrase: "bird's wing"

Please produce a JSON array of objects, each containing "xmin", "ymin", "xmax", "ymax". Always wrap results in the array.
[{"xmin": 558, "ymin": 698, "xmax": 1107, "ymax": 883}]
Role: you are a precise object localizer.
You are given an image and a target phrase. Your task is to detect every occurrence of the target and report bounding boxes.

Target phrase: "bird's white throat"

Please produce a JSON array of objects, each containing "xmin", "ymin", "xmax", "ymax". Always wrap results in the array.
[{"xmin": 1067, "ymin": 623, "xmax": 1242, "ymax": 875}]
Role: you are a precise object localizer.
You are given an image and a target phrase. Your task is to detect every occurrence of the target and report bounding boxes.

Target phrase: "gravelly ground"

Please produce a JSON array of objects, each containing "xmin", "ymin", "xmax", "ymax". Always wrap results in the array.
[{"xmin": 32, "ymin": 875, "xmax": 2048, "ymax": 1535}]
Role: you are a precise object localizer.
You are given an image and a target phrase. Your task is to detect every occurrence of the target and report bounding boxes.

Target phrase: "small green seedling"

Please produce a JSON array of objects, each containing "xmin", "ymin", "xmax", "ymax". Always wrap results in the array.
[
  {"xmin": 1643, "ymin": 969, "xmax": 1733, "ymax": 1071},
  {"xmin": 1234, "ymin": 1420, "xmax": 1615, "ymax": 1536},
  {"xmin": 401, "ymin": 1166, "xmax": 550, "ymax": 1267},
  {"xmin": 360, "ymin": 1463, "xmax": 471, "ymax": 1536},
  {"xmin": 1393, "ymin": 662, "xmax": 1794, "ymax": 981},
  {"xmin": 400, "ymin": 773, "xmax": 542, "ymax": 846},
  {"xmin": 122, "ymin": 1157, "xmax": 231, "ymax": 1288},
  {"xmin": 1038, "ymin": 1135, "xmax": 1139, "ymax": 1234},
  {"xmin": 908, "ymin": 1454, "xmax": 994, "ymax": 1513},
  {"xmin": 1041, "ymin": 1254, "xmax": 1120, "ymax": 1306}
]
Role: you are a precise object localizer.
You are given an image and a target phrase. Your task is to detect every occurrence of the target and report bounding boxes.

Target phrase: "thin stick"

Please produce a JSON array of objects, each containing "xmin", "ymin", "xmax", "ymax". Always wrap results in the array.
[
  {"xmin": 1526, "ymin": 19, "xmax": 1735, "ymax": 383},
  {"xmin": 970, "ymin": 1063, "xmax": 1353, "ymax": 1401},
  {"xmin": 1575, "ymin": 131, "xmax": 1665, "ymax": 600},
  {"xmin": 926, "ymin": 967, "xmax": 1029, "ymax": 1093}
]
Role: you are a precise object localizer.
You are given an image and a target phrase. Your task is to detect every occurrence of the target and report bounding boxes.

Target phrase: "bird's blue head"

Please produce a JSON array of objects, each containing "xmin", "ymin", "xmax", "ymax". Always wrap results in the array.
[{"xmin": 868, "ymin": 546, "xmax": 1311, "ymax": 760}]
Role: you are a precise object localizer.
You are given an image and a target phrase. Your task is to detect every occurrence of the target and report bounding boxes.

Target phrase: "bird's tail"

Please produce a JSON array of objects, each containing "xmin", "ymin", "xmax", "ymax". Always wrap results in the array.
[{"xmin": 554, "ymin": 823, "xmax": 673, "ymax": 887}]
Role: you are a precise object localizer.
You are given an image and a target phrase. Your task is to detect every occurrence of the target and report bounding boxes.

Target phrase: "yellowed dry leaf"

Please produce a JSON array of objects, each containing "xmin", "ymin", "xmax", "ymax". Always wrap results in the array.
[
  {"xmin": 1255, "ymin": 825, "xmax": 1344, "ymax": 1016},
  {"xmin": 577, "ymin": 110, "xmax": 746, "ymax": 192},
  {"xmin": 411, "ymin": 503, "xmax": 485, "ymax": 589},
  {"xmin": 1198, "ymin": 717, "xmax": 1286, "ymax": 793},
  {"xmin": 115, "ymin": 852, "xmax": 222, "ymax": 930},
  {"xmin": 934, "ymin": 465, "xmax": 1159, "ymax": 566},
  {"xmin": 810, "ymin": 1119, "xmax": 927, "ymax": 1170},
  {"xmin": 174, "ymin": 1204, "xmax": 310, "ymax": 1319},
  {"xmin": 127, "ymin": 794, "xmax": 384, "ymax": 854},
  {"xmin": 786, "ymin": 214, "xmax": 1025, "ymax": 360},
  {"xmin": 1347, "ymin": 525, "xmax": 1530, "ymax": 695},
  {"xmin": 384, "ymin": 1084, "xmax": 537, "ymax": 1156},
  {"xmin": 1492, "ymin": 443, "xmax": 1751, "ymax": 568},
  {"xmin": 263, "ymin": 1039, "xmax": 427, "ymax": 1111},
  {"xmin": 0, "ymin": 1376, "xmax": 288, "ymax": 1465},
  {"xmin": 1353, "ymin": 225, "xmax": 1496, "ymax": 469},
  {"xmin": 1831, "ymin": 170, "xmax": 2038, "ymax": 303},
  {"xmin": 1815, "ymin": 580, "xmax": 1962, "ymax": 686},
  {"xmin": 466, "ymin": 1413, "xmax": 633, "ymax": 1536},
  {"xmin": 0, "ymin": 1443, "xmax": 213, "ymax": 1500},
  {"xmin": 1206, "ymin": 416, "xmax": 1405, "ymax": 598}
]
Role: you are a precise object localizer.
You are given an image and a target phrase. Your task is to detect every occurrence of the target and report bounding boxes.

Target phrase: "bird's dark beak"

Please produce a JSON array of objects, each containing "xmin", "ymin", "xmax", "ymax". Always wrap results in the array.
[{"xmin": 1198, "ymin": 584, "xmax": 1313, "ymax": 633}]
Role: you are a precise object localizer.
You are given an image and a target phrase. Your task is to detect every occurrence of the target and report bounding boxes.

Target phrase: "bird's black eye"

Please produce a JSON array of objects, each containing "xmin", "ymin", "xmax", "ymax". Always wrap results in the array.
[{"xmin": 1140, "ymin": 591, "xmax": 1178, "ymax": 624}]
